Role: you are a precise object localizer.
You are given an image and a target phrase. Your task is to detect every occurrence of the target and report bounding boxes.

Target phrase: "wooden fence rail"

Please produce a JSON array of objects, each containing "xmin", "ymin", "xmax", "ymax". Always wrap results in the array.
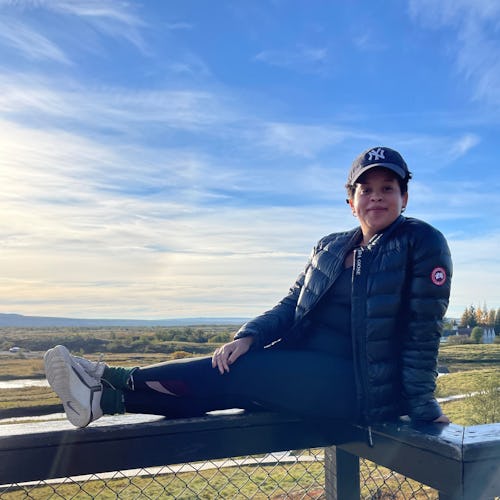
[{"xmin": 0, "ymin": 411, "xmax": 498, "ymax": 499}]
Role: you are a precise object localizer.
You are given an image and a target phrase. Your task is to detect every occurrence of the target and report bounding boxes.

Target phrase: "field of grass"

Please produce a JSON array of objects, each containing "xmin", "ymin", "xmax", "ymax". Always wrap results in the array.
[
  {"xmin": 0, "ymin": 351, "xmax": 216, "ymax": 380},
  {"xmin": 438, "ymin": 343, "xmax": 500, "ymax": 371},
  {"xmin": 0, "ymin": 454, "xmax": 437, "ymax": 499},
  {"xmin": 436, "ymin": 367, "xmax": 499, "ymax": 397}
]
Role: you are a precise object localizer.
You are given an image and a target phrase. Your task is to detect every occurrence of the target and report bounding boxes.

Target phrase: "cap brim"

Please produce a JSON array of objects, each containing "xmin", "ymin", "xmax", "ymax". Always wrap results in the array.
[{"xmin": 350, "ymin": 163, "xmax": 406, "ymax": 184}]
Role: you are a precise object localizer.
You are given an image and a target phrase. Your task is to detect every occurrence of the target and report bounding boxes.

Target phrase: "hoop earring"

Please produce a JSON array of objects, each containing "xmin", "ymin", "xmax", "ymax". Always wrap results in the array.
[{"xmin": 401, "ymin": 207, "xmax": 406, "ymax": 213}]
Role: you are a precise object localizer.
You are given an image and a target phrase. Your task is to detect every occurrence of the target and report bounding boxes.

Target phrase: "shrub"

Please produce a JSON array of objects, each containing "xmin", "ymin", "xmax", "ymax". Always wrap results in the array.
[
  {"xmin": 170, "ymin": 350, "xmax": 192, "ymax": 359},
  {"xmin": 470, "ymin": 327, "xmax": 484, "ymax": 344},
  {"xmin": 446, "ymin": 335, "xmax": 473, "ymax": 345}
]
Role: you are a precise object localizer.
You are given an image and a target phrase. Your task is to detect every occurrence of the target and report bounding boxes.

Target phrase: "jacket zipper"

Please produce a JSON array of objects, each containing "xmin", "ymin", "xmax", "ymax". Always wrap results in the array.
[{"xmin": 352, "ymin": 245, "xmax": 371, "ymax": 428}]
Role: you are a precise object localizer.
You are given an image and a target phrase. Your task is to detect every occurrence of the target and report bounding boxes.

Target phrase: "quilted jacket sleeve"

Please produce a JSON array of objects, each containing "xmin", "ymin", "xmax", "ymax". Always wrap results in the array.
[
  {"xmin": 401, "ymin": 222, "xmax": 452, "ymax": 421},
  {"xmin": 233, "ymin": 250, "xmax": 314, "ymax": 349}
]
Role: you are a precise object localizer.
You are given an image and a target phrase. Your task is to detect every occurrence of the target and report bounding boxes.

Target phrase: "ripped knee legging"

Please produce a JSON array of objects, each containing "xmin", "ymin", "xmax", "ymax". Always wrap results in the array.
[{"xmin": 104, "ymin": 348, "xmax": 357, "ymax": 421}]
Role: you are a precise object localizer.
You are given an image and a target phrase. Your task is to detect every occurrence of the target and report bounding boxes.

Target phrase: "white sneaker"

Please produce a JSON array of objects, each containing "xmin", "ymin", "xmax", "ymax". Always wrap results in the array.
[
  {"xmin": 72, "ymin": 353, "xmax": 107, "ymax": 380},
  {"xmin": 44, "ymin": 345, "xmax": 103, "ymax": 428}
]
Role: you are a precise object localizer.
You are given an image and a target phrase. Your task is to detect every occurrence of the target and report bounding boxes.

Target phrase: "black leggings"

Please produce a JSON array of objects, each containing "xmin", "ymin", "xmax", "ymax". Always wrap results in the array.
[{"xmin": 123, "ymin": 349, "xmax": 357, "ymax": 420}]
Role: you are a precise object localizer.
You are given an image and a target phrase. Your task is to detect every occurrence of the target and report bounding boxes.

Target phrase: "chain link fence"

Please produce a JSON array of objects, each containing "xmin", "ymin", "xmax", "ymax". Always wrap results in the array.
[{"xmin": 1, "ymin": 449, "xmax": 438, "ymax": 499}]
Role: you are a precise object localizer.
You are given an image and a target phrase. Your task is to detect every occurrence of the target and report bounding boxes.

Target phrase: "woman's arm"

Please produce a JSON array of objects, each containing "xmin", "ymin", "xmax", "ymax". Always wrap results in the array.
[
  {"xmin": 233, "ymin": 269, "xmax": 306, "ymax": 349},
  {"xmin": 401, "ymin": 223, "xmax": 453, "ymax": 422},
  {"xmin": 232, "ymin": 240, "xmax": 322, "ymax": 349}
]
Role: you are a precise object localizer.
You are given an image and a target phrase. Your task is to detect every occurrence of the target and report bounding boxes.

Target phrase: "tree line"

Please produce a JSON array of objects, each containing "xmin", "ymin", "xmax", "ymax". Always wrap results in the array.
[{"xmin": 459, "ymin": 304, "xmax": 500, "ymax": 329}]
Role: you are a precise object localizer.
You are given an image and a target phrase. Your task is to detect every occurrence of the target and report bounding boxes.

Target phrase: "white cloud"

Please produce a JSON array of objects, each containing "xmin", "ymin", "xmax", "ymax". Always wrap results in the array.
[
  {"xmin": 409, "ymin": 0, "xmax": 500, "ymax": 26},
  {"xmin": 448, "ymin": 134, "xmax": 481, "ymax": 160},
  {"xmin": 257, "ymin": 122, "xmax": 354, "ymax": 158},
  {"xmin": 409, "ymin": 0, "xmax": 500, "ymax": 107},
  {"xmin": 0, "ymin": 19, "xmax": 71, "ymax": 63},
  {"xmin": 394, "ymin": 133, "xmax": 481, "ymax": 172},
  {"xmin": 0, "ymin": 111, "xmax": 360, "ymax": 318},
  {"xmin": 0, "ymin": 0, "xmax": 148, "ymax": 54},
  {"xmin": 0, "ymin": 73, "xmax": 234, "ymax": 133}
]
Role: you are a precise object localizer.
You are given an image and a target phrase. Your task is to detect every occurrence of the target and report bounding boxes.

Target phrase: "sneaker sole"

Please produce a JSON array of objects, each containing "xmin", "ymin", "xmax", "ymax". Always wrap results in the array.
[{"xmin": 44, "ymin": 346, "xmax": 101, "ymax": 428}]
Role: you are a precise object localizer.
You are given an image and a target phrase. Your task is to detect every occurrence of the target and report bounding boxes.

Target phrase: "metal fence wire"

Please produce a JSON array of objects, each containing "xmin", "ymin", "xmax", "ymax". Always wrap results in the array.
[{"xmin": 1, "ymin": 450, "xmax": 438, "ymax": 499}]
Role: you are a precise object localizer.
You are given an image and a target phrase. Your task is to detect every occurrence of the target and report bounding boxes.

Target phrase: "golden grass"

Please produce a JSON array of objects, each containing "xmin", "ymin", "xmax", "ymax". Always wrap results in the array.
[{"xmin": 436, "ymin": 368, "xmax": 500, "ymax": 397}]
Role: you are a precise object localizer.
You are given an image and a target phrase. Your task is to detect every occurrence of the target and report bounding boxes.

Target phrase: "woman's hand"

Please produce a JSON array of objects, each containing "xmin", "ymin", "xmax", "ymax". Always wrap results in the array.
[
  {"xmin": 433, "ymin": 414, "xmax": 451, "ymax": 424},
  {"xmin": 211, "ymin": 337, "xmax": 254, "ymax": 374}
]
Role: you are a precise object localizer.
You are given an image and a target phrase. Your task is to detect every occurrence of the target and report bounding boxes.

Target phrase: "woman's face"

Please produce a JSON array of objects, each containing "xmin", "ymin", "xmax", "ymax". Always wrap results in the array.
[{"xmin": 349, "ymin": 167, "xmax": 408, "ymax": 243}]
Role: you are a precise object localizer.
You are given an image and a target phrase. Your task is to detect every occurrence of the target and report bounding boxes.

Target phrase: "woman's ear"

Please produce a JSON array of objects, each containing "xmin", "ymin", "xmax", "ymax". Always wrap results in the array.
[
  {"xmin": 348, "ymin": 198, "xmax": 356, "ymax": 216},
  {"xmin": 402, "ymin": 192, "xmax": 409, "ymax": 212}
]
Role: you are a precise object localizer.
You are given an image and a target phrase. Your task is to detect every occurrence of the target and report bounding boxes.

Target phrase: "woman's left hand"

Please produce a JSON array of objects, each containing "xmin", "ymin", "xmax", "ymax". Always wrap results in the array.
[
  {"xmin": 211, "ymin": 337, "xmax": 254, "ymax": 374},
  {"xmin": 433, "ymin": 414, "xmax": 450, "ymax": 424}
]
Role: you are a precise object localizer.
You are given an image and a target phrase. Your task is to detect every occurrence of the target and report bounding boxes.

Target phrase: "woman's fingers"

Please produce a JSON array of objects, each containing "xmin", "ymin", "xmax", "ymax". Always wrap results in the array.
[
  {"xmin": 211, "ymin": 338, "xmax": 253, "ymax": 374},
  {"xmin": 212, "ymin": 346, "xmax": 231, "ymax": 374}
]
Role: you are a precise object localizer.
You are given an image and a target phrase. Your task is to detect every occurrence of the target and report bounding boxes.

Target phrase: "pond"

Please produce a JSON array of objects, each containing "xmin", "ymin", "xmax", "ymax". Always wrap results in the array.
[{"xmin": 0, "ymin": 379, "xmax": 48, "ymax": 389}]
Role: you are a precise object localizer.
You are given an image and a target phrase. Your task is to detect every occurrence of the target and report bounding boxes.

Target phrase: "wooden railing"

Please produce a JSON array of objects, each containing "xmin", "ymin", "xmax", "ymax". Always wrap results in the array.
[{"xmin": 0, "ymin": 411, "xmax": 499, "ymax": 499}]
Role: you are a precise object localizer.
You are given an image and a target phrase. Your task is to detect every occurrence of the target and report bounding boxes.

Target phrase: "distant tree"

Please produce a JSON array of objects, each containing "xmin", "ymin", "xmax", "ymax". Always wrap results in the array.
[
  {"xmin": 495, "ymin": 308, "xmax": 500, "ymax": 331},
  {"xmin": 475, "ymin": 304, "xmax": 488, "ymax": 326},
  {"xmin": 470, "ymin": 326, "xmax": 484, "ymax": 344},
  {"xmin": 191, "ymin": 329, "xmax": 208, "ymax": 343},
  {"xmin": 460, "ymin": 306, "xmax": 472, "ymax": 327},
  {"xmin": 487, "ymin": 309, "xmax": 496, "ymax": 327},
  {"xmin": 208, "ymin": 332, "xmax": 232, "ymax": 343}
]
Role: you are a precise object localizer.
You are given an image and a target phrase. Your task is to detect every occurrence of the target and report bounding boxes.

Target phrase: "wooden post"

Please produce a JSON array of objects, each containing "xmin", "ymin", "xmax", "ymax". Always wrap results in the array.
[{"xmin": 324, "ymin": 446, "xmax": 360, "ymax": 500}]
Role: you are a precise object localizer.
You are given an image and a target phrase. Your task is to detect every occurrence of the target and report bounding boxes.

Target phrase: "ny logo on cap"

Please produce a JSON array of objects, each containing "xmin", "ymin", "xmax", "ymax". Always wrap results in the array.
[{"xmin": 367, "ymin": 148, "xmax": 385, "ymax": 161}]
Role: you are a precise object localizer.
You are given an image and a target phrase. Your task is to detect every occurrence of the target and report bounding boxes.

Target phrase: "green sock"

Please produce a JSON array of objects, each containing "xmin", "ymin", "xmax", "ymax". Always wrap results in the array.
[
  {"xmin": 101, "ymin": 385, "xmax": 125, "ymax": 415},
  {"xmin": 102, "ymin": 366, "xmax": 137, "ymax": 390}
]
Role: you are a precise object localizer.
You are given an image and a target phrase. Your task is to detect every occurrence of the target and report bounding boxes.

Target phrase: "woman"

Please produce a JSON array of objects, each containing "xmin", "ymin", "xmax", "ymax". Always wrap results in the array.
[{"xmin": 44, "ymin": 146, "xmax": 452, "ymax": 430}]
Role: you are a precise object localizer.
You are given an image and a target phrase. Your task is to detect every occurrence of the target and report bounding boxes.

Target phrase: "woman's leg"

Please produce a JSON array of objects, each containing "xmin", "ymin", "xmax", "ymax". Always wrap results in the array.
[{"xmin": 119, "ymin": 349, "xmax": 357, "ymax": 420}]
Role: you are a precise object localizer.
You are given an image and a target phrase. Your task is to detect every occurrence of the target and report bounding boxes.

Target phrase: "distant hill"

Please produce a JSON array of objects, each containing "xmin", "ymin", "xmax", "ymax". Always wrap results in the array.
[{"xmin": 0, "ymin": 313, "xmax": 248, "ymax": 328}]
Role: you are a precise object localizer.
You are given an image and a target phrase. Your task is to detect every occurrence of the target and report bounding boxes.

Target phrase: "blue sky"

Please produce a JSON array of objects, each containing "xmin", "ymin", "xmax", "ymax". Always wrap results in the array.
[{"xmin": 0, "ymin": 0, "xmax": 498, "ymax": 320}]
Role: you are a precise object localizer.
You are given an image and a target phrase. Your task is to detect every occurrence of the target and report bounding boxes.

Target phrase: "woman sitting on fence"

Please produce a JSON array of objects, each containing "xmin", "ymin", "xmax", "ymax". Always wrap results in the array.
[{"xmin": 44, "ymin": 146, "xmax": 452, "ymax": 429}]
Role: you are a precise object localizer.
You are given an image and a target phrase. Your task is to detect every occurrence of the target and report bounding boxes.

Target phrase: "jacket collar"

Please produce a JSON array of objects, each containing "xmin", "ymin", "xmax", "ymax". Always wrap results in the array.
[{"xmin": 363, "ymin": 215, "xmax": 405, "ymax": 249}]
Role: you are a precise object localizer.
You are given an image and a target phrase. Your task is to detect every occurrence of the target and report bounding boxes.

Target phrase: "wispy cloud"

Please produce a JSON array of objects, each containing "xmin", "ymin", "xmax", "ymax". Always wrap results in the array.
[
  {"xmin": 257, "ymin": 122, "xmax": 352, "ymax": 158},
  {"xmin": 0, "ymin": 116, "xmax": 332, "ymax": 318},
  {"xmin": 0, "ymin": 19, "xmax": 71, "ymax": 63},
  {"xmin": 409, "ymin": 0, "xmax": 500, "ymax": 107},
  {"xmin": 0, "ymin": 0, "xmax": 148, "ymax": 55},
  {"xmin": 0, "ymin": 73, "xmax": 233, "ymax": 133},
  {"xmin": 448, "ymin": 134, "xmax": 481, "ymax": 160},
  {"xmin": 395, "ymin": 133, "xmax": 482, "ymax": 171}
]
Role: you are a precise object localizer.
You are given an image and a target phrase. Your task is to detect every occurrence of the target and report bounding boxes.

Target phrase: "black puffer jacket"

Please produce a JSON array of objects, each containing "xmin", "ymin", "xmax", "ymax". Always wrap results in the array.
[{"xmin": 234, "ymin": 216, "xmax": 452, "ymax": 423}]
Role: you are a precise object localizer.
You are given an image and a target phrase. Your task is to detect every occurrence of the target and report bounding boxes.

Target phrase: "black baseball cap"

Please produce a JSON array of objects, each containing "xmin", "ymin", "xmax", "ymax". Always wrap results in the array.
[{"xmin": 347, "ymin": 146, "xmax": 410, "ymax": 185}]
